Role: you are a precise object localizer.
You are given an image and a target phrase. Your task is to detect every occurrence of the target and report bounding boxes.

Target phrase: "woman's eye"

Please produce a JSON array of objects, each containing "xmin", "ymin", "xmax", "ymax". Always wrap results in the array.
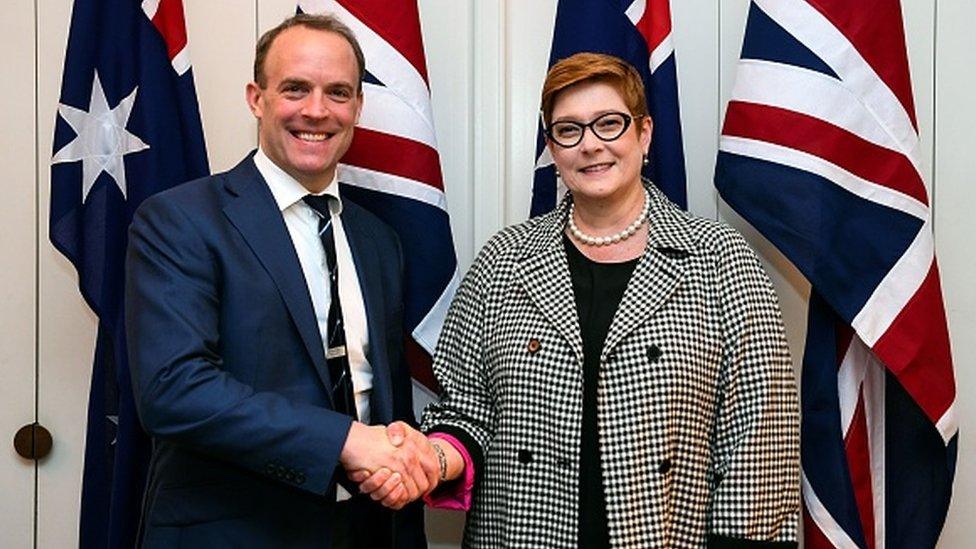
[{"xmin": 555, "ymin": 125, "xmax": 580, "ymax": 138}]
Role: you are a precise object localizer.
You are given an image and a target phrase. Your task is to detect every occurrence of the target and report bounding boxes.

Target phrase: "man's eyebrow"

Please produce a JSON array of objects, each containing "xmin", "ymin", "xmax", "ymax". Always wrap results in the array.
[{"xmin": 277, "ymin": 78, "xmax": 310, "ymax": 89}]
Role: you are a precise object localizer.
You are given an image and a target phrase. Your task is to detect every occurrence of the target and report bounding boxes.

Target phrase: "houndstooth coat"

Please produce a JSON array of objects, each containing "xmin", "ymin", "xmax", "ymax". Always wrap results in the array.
[{"xmin": 422, "ymin": 183, "xmax": 800, "ymax": 548}]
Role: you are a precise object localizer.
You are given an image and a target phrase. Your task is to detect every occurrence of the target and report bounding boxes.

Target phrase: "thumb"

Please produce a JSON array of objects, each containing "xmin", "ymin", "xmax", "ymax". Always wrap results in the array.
[{"xmin": 386, "ymin": 421, "xmax": 406, "ymax": 446}]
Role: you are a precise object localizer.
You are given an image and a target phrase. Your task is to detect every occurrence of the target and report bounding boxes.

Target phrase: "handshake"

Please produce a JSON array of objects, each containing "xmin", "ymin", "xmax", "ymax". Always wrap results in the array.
[{"xmin": 339, "ymin": 421, "xmax": 461, "ymax": 509}]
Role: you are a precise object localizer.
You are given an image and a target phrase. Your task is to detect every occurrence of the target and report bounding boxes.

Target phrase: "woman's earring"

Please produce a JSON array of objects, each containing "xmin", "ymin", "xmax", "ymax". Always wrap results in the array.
[
  {"xmin": 642, "ymin": 154, "xmax": 649, "ymax": 166},
  {"xmin": 555, "ymin": 168, "xmax": 562, "ymax": 181}
]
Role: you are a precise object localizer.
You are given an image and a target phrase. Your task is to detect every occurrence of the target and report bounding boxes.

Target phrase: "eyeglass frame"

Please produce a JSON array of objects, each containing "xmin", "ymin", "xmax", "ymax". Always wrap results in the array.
[{"xmin": 543, "ymin": 111, "xmax": 643, "ymax": 148}]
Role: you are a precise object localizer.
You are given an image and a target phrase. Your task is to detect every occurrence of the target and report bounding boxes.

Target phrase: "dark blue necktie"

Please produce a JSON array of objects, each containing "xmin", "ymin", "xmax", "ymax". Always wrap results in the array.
[{"xmin": 302, "ymin": 195, "xmax": 357, "ymax": 419}]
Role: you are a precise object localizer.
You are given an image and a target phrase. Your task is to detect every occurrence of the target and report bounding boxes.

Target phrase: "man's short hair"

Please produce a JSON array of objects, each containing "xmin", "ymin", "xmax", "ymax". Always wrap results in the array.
[{"xmin": 253, "ymin": 13, "xmax": 366, "ymax": 91}]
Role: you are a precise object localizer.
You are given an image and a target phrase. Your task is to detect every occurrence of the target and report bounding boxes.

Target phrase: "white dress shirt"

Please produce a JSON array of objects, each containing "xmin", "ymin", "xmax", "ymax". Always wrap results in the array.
[{"xmin": 253, "ymin": 149, "xmax": 373, "ymax": 424}]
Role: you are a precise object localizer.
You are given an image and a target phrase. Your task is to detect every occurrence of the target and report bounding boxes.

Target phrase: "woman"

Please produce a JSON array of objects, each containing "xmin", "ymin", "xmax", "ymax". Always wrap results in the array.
[{"xmin": 360, "ymin": 52, "xmax": 800, "ymax": 548}]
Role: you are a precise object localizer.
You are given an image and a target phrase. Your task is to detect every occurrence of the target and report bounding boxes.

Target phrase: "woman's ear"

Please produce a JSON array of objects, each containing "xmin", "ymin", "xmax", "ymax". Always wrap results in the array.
[{"xmin": 640, "ymin": 115, "xmax": 653, "ymax": 153}]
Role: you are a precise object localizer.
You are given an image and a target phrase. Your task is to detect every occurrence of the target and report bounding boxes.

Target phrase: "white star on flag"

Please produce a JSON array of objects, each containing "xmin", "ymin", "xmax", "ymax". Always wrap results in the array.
[{"xmin": 52, "ymin": 72, "xmax": 149, "ymax": 201}]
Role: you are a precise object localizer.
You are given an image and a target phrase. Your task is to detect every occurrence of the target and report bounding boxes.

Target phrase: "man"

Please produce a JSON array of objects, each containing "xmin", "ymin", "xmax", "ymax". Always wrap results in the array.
[{"xmin": 126, "ymin": 14, "xmax": 435, "ymax": 548}]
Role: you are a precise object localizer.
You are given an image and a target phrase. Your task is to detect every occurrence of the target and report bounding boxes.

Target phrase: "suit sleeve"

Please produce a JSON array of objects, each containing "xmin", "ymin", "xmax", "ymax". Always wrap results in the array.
[
  {"xmin": 708, "ymin": 231, "xmax": 801, "ymax": 546},
  {"xmin": 125, "ymin": 195, "xmax": 352, "ymax": 496}
]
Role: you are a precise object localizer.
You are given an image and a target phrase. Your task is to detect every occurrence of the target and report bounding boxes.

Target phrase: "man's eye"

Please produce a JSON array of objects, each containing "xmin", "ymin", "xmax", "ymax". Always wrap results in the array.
[{"xmin": 330, "ymin": 88, "xmax": 352, "ymax": 100}]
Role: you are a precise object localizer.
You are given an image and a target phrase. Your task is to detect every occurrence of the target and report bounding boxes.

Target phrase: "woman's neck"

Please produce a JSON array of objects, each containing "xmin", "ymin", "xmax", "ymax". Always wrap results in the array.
[
  {"xmin": 571, "ymin": 182, "xmax": 646, "ymax": 234},
  {"xmin": 567, "ymin": 181, "xmax": 648, "ymax": 263}
]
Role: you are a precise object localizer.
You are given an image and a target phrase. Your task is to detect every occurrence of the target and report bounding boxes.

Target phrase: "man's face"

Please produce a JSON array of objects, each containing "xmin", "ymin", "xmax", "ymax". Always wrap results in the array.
[{"xmin": 246, "ymin": 26, "xmax": 362, "ymax": 193}]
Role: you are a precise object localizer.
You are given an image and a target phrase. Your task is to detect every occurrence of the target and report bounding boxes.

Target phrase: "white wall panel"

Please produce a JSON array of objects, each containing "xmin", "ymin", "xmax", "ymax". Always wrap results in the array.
[
  {"xmin": 185, "ymin": 0, "xmax": 258, "ymax": 173},
  {"xmin": 505, "ymin": 0, "xmax": 557, "ymax": 226},
  {"xmin": 421, "ymin": 0, "xmax": 476, "ymax": 269},
  {"xmin": 0, "ymin": 1, "xmax": 38, "ymax": 547},
  {"xmin": 672, "ymin": 0, "xmax": 720, "ymax": 220},
  {"xmin": 934, "ymin": 1, "xmax": 976, "ymax": 546},
  {"xmin": 35, "ymin": 1, "xmax": 95, "ymax": 547}
]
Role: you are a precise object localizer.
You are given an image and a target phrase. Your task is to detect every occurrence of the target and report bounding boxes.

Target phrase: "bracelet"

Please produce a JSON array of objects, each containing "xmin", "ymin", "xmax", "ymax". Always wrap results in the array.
[{"xmin": 429, "ymin": 441, "xmax": 448, "ymax": 481}]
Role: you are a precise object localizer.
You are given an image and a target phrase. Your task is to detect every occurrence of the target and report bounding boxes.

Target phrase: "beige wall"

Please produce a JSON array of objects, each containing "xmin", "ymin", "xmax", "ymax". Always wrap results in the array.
[{"xmin": 1, "ymin": 1, "xmax": 973, "ymax": 547}]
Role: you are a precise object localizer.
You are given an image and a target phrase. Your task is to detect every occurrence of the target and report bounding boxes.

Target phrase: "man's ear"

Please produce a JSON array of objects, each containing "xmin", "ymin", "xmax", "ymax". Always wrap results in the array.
[{"xmin": 245, "ymin": 81, "xmax": 263, "ymax": 119}]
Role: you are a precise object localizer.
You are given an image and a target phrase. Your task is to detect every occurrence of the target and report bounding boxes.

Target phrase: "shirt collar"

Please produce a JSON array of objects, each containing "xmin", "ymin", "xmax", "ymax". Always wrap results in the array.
[{"xmin": 253, "ymin": 147, "xmax": 343, "ymax": 215}]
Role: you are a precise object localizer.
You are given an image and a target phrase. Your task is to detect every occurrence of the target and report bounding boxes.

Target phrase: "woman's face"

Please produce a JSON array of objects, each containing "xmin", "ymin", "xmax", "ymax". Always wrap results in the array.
[{"xmin": 547, "ymin": 80, "xmax": 651, "ymax": 203}]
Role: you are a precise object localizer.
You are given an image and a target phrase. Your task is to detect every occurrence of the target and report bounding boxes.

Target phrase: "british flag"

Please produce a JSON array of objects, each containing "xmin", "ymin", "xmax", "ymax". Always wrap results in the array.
[
  {"xmin": 531, "ymin": 0, "xmax": 687, "ymax": 215},
  {"xmin": 715, "ymin": 1, "xmax": 957, "ymax": 547},
  {"xmin": 298, "ymin": 0, "xmax": 458, "ymax": 394}
]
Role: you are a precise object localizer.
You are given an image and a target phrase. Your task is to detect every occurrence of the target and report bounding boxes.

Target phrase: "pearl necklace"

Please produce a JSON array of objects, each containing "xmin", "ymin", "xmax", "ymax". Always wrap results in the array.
[{"xmin": 567, "ymin": 188, "xmax": 650, "ymax": 247}]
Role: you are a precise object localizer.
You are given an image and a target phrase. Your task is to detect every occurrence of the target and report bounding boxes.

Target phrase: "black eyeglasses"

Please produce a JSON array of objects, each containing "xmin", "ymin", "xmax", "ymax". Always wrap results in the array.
[{"xmin": 545, "ymin": 111, "xmax": 638, "ymax": 148}]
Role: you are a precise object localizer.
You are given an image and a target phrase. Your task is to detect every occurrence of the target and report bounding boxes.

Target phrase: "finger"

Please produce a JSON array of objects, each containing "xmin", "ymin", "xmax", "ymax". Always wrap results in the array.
[
  {"xmin": 396, "ymin": 463, "xmax": 422, "ymax": 501},
  {"xmin": 386, "ymin": 421, "xmax": 407, "ymax": 447},
  {"xmin": 368, "ymin": 471, "xmax": 403, "ymax": 501},
  {"xmin": 348, "ymin": 469, "xmax": 371, "ymax": 483},
  {"xmin": 402, "ymin": 453, "xmax": 430, "ymax": 496},
  {"xmin": 380, "ymin": 483, "xmax": 408, "ymax": 509},
  {"xmin": 358, "ymin": 467, "xmax": 391, "ymax": 494}
]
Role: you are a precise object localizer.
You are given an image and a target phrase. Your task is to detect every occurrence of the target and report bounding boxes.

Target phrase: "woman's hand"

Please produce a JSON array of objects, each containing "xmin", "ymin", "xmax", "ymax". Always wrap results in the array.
[{"xmin": 351, "ymin": 422, "xmax": 466, "ymax": 509}]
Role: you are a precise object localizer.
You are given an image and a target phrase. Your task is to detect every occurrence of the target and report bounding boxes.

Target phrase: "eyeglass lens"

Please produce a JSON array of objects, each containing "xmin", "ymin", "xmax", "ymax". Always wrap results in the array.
[{"xmin": 548, "ymin": 112, "xmax": 632, "ymax": 147}]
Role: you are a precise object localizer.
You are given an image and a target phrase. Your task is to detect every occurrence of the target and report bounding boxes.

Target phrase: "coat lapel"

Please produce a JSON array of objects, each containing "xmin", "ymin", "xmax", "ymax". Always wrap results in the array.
[
  {"xmin": 220, "ymin": 158, "xmax": 335, "ymax": 406},
  {"xmin": 602, "ymin": 184, "xmax": 696, "ymax": 357},
  {"xmin": 516, "ymin": 205, "xmax": 584, "ymax": 364},
  {"xmin": 340, "ymin": 199, "xmax": 395, "ymax": 425}
]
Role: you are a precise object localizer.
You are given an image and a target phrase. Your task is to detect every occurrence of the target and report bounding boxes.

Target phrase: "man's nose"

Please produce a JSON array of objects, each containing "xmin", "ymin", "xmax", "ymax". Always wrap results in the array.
[{"xmin": 302, "ymin": 91, "xmax": 330, "ymax": 119}]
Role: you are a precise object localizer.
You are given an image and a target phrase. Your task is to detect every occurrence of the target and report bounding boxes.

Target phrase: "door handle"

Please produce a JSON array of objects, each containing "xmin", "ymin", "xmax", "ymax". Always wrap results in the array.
[{"xmin": 13, "ymin": 422, "xmax": 53, "ymax": 460}]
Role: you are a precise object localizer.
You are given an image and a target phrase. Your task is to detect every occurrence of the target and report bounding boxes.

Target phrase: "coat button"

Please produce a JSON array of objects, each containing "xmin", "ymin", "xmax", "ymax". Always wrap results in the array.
[
  {"xmin": 658, "ymin": 458, "xmax": 672, "ymax": 474},
  {"xmin": 527, "ymin": 339, "xmax": 541, "ymax": 354},
  {"xmin": 517, "ymin": 449, "xmax": 534, "ymax": 464},
  {"xmin": 647, "ymin": 344, "xmax": 663, "ymax": 362}
]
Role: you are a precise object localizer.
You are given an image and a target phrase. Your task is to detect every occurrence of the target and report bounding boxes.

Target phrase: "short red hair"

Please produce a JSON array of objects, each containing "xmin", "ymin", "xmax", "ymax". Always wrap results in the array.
[{"xmin": 540, "ymin": 52, "xmax": 648, "ymax": 127}]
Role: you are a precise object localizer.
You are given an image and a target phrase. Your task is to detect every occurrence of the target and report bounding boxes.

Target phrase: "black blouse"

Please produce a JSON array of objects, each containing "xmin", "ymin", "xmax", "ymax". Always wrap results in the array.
[{"xmin": 564, "ymin": 234, "xmax": 639, "ymax": 548}]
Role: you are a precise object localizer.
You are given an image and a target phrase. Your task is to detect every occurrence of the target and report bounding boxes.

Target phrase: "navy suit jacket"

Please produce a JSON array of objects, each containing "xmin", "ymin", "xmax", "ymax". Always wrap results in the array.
[{"xmin": 126, "ymin": 155, "xmax": 425, "ymax": 548}]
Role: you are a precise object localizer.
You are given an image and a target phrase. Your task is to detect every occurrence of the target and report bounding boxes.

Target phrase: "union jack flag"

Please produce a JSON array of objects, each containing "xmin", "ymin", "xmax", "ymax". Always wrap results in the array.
[
  {"xmin": 298, "ymin": 0, "xmax": 458, "ymax": 394},
  {"xmin": 50, "ymin": 0, "xmax": 208, "ymax": 546},
  {"xmin": 531, "ymin": 0, "xmax": 687, "ymax": 215},
  {"xmin": 715, "ymin": 1, "xmax": 957, "ymax": 547}
]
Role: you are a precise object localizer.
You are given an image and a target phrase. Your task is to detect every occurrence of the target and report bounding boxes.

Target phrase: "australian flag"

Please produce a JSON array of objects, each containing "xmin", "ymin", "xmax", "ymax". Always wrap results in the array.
[
  {"xmin": 715, "ymin": 1, "xmax": 957, "ymax": 547},
  {"xmin": 49, "ymin": 0, "xmax": 208, "ymax": 546},
  {"xmin": 531, "ymin": 0, "xmax": 687, "ymax": 215}
]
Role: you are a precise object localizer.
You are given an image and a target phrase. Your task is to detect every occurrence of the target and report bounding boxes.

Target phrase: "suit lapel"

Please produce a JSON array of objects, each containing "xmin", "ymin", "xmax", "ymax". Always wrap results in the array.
[
  {"xmin": 602, "ymin": 184, "xmax": 696, "ymax": 357},
  {"xmin": 340, "ymin": 199, "xmax": 395, "ymax": 424},
  {"xmin": 220, "ymin": 158, "xmax": 335, "ymax": 406},
  {"xmin": 516, "ymin": 207, "xmax": 584, "ymax": 365}
]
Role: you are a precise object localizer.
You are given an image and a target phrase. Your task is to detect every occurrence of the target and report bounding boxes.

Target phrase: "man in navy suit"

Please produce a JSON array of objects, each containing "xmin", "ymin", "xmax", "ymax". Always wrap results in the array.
[{"xmin": 126, "ymin": 13, "xmax": 434, "ymax": 548}]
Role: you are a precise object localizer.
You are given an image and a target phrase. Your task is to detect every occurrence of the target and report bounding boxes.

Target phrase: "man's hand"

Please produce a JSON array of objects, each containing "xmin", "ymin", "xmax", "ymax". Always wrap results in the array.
[
  {"xmin": 340, "ymin": 421, "xmax": 438, "ymax": 509},
  {"xmin": 347, "ymin": 421, "xmax": 440, "ymax": 509}
]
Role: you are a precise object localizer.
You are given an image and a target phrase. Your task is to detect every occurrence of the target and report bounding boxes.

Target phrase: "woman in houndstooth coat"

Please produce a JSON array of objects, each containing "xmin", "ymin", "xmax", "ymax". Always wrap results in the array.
[{"xmin": 363, "ymin": 53, "xmax": 801, "ymax": 548}]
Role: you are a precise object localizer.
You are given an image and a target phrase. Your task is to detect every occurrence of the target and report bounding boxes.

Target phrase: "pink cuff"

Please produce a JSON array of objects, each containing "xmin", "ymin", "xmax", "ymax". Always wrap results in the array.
[{"xmin": 423, "ymin": 433, "xmax": 475, "ymax": 511}]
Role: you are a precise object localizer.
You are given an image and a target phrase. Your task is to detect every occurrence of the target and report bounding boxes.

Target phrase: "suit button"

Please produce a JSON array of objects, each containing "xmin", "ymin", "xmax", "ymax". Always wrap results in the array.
[
  {"xmin": 658, "ymin": 458, "xmax": 672, "ymax": 475},
  {"xmin": 517, "ymin": 449, "xmax": 534, "ymax": 464},
  {"xmin": 647, "ymin": 344, "xmax": 663, "ymax": 362},
  {"xmin": 296, "ymin": 473, "xmax": 306, "ymax": 485},
  {"xmin": 527, "ymin": 338, "xmax": 541, "ymax": 354}
]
